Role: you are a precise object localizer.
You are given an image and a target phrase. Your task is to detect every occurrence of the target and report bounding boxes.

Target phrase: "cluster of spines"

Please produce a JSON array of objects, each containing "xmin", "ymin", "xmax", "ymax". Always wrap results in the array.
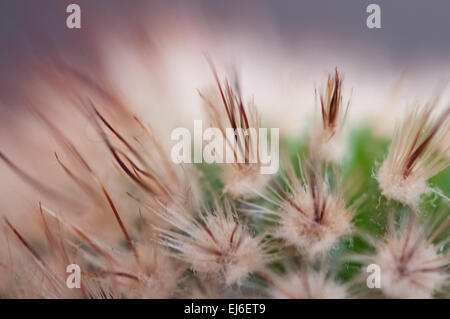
[{"xmin": 0, "ymin": 64, "xmax": 448, "ymax": 299}]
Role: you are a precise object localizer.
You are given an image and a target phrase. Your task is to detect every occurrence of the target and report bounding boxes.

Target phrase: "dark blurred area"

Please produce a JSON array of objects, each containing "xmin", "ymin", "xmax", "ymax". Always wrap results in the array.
[
  {"xmin": 2, "ymin": 0, "xmax": 450, "ymax": 65},
  {"xmin": 0, "ymin": 0, "xmax": 449, "ymax": 112}
]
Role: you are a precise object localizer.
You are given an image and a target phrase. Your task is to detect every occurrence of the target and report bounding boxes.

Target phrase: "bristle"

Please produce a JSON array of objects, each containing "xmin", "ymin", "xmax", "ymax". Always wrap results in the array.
[
  {"xmin": 376, "ymin": 104, "xmax": 450, "ymax": 207},
  {"xmin": 200, "ymin": 62, "xmax": 271, "ymax": 199},
  {"xmin": 245, "ymin": 160, "xmax": 353, "ymax": 257},
  {"xmin": 147, "ymin": 199, "xmax": 271, "ymax": 286},
  {"xmin": 367, "ymin": 214, "xmax": 449, "ymax": 299},
  {"xmin": 309, "ymin": 69, "xmax": 351, "ymax": 163}
]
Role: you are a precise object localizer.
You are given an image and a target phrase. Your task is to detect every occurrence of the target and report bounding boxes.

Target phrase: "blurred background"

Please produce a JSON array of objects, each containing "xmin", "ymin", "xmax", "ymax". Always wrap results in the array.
[
  {"xmin": 0, "ymin": 0, "xmax": 449, "ymax": 231},
  {"xmin": 1, "ymin": 0, "xmax": 450, "ymax": 128}
]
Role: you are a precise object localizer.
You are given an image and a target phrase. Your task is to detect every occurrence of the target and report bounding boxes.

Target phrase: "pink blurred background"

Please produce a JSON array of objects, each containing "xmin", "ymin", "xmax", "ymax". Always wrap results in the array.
[{"xmin": 0, "ymin": 1, "xmax": 449, "ymax": 230}]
